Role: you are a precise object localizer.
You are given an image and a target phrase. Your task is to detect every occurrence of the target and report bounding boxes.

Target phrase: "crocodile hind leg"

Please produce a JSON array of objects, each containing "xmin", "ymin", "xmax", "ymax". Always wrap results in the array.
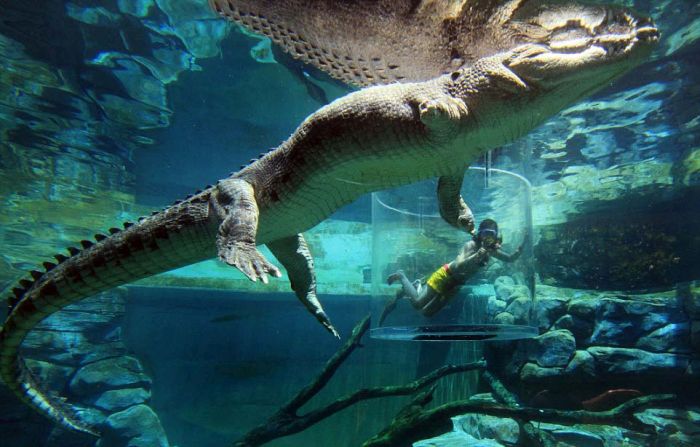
[
  {"xmin": 267, "ymin": 234, "xmax": 339, "ymax": 338},
  {"xmin": 437, "ymin": 174, "xmax": 475, "ymax": 234},
  {"xmin": 211, "ymin": 178, "xmax": 282, "ymax": 283}
]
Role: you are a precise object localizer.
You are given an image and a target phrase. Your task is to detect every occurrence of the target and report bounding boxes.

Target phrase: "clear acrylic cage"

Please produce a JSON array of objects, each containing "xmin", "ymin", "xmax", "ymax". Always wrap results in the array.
[{"xmin": 370, "ymin": 167, "xmax": 538, "ymax": 341}]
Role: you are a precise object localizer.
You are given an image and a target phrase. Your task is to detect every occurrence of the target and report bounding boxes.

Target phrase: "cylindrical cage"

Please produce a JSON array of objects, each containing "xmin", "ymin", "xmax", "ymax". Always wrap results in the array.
[{"xmin": 370, "ymin": 167, "xmax": 537, "ymax": 341}]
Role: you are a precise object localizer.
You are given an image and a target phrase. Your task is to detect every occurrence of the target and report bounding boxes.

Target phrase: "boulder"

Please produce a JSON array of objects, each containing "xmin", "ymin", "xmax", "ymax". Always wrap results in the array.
[
  {"xmin": 69, "ymin": 356, "xmax": 151, "ymax": 397},
  {"xmin": 637, "ymin": 323, "xmax": 691, "ymax": 353},
  {"xmin": 527, "ymin": 330, "xmax": 576, "ymax": 368},
  {"xmin": 553, "ymin": 314, "xmax": 594, "ymax": 344},
  {"xmin": 494, "ymin": 276, "xmax": 515, "ymax": 301},
  {"xmin": 568, "ymin": 298, "xmax": 598, "ymax": 320},
  {"xmin": 453, "ymin": 413, "xmax": 519, "ymax": 445},
  {"xmin": 534, "ymin": 295, "xmax": 569, "ymax": 331},
  {"xmin": 635, "ymin": 407, "xmax": 700, "ymax": 446},
  {"xmin": 97, "ymin": 404, "xmax": 168, "ymax": 447},
  {"xmin": 587, "ymin": 347, "xmax": 690, "ymax": 378},
  {"xmin": 486, "ymin": 297, "xmax": 506, "ymax": 319},
  {"xmin": 493, "ymin": 312, "xmax": 515, "ymax": 326},
  {"xmin": 505, "ymin": 297, "xmax": 532, "ymax": 324},
  {"xmin": 590, "ymin": 298, "xmax": 685, "ymax": 346},
  {"xmin": 564, "ymin": 350, "xmax": 596, "ymax": 380},
  {"xmin": 520, "ymin": 363, "xmax": 564, "ymax": 382},
  {"xmin": 92, "ymin": 388, "xmax": 151, "ymax": 412},
  {"xmin": 413, "ymin": 431, "xmax": 505, "ymax": 447}
]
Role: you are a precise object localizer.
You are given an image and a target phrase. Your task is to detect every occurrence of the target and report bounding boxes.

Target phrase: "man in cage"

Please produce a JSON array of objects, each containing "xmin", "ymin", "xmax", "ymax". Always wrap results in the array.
[{"xmin": 381, "ymin": 218, "xmax": 527, "ymax": 323}]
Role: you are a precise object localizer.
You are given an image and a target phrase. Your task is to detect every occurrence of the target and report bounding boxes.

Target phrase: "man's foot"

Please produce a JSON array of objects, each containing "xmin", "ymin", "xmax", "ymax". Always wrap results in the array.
[{"xmin": 386, "ymin": 270, "xmax": 405, "ymax": 285}]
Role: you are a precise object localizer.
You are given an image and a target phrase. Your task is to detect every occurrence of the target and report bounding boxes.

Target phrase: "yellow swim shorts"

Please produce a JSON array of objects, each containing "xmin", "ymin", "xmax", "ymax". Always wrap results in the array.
[{"xmin": 426, "ymin": 264, "xmax": 452, "ymax": 294}]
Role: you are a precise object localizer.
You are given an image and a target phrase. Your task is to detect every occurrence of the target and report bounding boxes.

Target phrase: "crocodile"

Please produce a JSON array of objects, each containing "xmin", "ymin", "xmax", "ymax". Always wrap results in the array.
[{"xmin": 0, "ymin": 1, "xmax": 657, "ymax": 437}]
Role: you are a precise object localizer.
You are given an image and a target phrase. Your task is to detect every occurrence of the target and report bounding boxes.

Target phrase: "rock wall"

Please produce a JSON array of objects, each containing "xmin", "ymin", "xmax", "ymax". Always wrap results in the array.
[
  {"xmin": 493, "ymin": 283, "xmax": 699, "ymax": 391},
  {"xmin": 418, "ymin": 281, "xmax": 700, "ymax": 446},
  {"xmin": 2, "ymin": 290, "xmax": 169, "ymax": 447}
]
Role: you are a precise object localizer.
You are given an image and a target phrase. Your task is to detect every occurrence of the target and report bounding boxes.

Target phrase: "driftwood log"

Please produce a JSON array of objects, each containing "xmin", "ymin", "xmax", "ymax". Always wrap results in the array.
[
  {"xmin": 233, "ymin": 315, "xmax": 485, "ymax": 446},
  {"xmin": 232, "ymin": 315, "xmax": 676, "ymax": 447}
]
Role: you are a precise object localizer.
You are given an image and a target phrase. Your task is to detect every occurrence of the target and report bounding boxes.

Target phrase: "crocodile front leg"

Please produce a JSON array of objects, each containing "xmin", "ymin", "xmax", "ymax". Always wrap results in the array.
[
  {"xmin": 211, "ymin": 178, "xmax": 282, "ymax": 283},
  {"xmin": 437, "ymin": 174, "xmax": 475, "ymax": 234},
  {"xmin": 267, "ymin": 234, "xmax": 339, "ymax": 338},
  {"xmin": 417, "ymin": 93, "xmax": 469, "ymax": 141}
]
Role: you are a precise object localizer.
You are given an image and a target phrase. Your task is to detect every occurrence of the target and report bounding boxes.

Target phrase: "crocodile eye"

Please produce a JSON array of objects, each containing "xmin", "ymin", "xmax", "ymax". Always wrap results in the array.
[{"xmin": 451, "ymin": 71, "xmax": 461, "ymax": 81}]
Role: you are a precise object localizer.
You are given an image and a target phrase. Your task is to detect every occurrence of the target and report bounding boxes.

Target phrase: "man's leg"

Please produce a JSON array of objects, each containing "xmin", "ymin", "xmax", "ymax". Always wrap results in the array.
[{"xmin": 387, "ymin": 270, "xmax": 419, "ymax": 300}]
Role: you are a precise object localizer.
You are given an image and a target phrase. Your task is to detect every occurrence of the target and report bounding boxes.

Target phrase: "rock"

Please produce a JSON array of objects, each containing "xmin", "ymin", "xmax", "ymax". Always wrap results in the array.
[
  {"xmin": 494, "ymin": 276, "xmax": 515, "ymax": 301},
  {"xmin": 453, "ymin": 413, "xmax": 519, "ymax": 444},
  {"xmin": 535, "ymin": 423, "xmax": 608, "ymax": 447},
  {"xmin": 93, "ymin": 388, "xmax": 151, "ymax": 412},
  {"xmin": 535, "ymin": 295, "xmax": 570, "ymax": 331},
  {"xmin": 684, "ymin": 282, "xmax": 700, "ymax": 319},
  {"xmin": 564, "ymin": 350, "xmax": 596, "ymax": 379},
  {"xmin": 22, "ymin": 330, "xmax": 127, "ymax": 365},
  {"xmin": 690, "ymin": 321, "xmax": 700, "ymax": 351},
  {"xmin": 97, "ymin": 404, "xmax": 168, "ymax": 447},
  {"xmin": 506, "ymin": 285, "xmax": 531, "ymax": 303},
  {"xmin": 117, "ymin": 0, "xmax": 155, "ymax": 18},
  {"xmin": 520, "ymin": 362, "xmax": 564, "ymax": 382},
  {"xmin": 548, "ymin": 427, "xmax": 604, "ymax": 447},
  {"xmin": 505, "ymin": 297, "xmax": 531, "ymax": 324},
  {"xmin": 70, "ymin": 356, "xmax": 151, "ymax": 397},
  {"xmin": 72, "ymin": 405, "xmax": 108, "ymax": 428},
  {"xmin": 637, "ymin": 323, "xmax": 691, "ymax": 353},
  {"xmin": 590, "ymin": 298, "xmax": 685, "ymax": 346},
  {"xmin": 486, "ymin": 297, "xmax": 506, "ymax": 318},
  {"xmin": 493, "ymin": 312, "xmax": 515, "ymax": 325},
  {"xmin": 568, "ymin": 298, "xmax": 598, "ymax": 320},
  {"xmin": 635, "ymin": 407, "xmax": 700, "ymax": 446},
  {"xmin": 553, "ymin": 314, "xmax": 593, "ymax": 343},
  {"xmin": 413, "ymin": 431, "xmax": 505, "ymax": 447},
  {"xmin": 527, "ymin": 330, "xmax": 576, "ymax": 368},
  {"xmin": 587, "ymin": 347, "xmax": 690, "ymax": 378}
]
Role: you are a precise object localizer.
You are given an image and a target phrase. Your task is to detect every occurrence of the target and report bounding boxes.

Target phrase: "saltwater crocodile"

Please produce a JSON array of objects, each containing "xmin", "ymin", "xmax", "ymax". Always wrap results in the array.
[{"xmin": 0, "ymin": 1, "xmax": 657, "ymax": 437}]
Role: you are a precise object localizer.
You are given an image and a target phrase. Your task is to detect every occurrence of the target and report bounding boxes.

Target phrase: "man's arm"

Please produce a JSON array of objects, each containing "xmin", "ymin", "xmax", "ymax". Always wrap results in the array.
[
  {"xmin": 492, "ymin": 246, "xmax": 522, "ymax": 262},
  {"xmin": 492, "ymin": 232, "xmax": 529, "ymax": 263}
]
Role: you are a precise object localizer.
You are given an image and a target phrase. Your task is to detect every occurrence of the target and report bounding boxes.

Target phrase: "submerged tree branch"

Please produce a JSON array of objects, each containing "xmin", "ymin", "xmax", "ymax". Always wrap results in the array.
[
  {"xmin": 232, "ymin": 314, "xmax": 676, "ymax": 447},
  {"xmin": 232, "ymin": 315, "xmax": 485, "ymax": 447},
  {"xmin": 363, "ymin": 393, "xmax": 677, "ymax": 446}
]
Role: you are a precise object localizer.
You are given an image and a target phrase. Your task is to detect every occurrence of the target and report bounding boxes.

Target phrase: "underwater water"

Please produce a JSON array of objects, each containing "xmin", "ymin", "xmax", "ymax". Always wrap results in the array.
[{"xmin": 1, "ymin": 0, "xmax": 700, "ymax": 446}]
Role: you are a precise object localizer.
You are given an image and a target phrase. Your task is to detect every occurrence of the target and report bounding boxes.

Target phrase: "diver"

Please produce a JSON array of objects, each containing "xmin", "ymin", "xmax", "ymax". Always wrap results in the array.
[{"xmin": 381, "ymin": 219, "xmax": 527, "ymax": 323}]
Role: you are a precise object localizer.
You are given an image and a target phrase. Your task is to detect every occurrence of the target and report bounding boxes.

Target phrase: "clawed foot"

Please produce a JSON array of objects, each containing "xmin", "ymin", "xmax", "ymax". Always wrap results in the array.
[
  {"xmin": 458, "ymin": 212, "xmax": 476, "ymax": 235},
  {"xmin": 218, "ymin": 241, "xmax": 282, "ymax": 284},
  {"xmin": 418, "ymin": 97, "xmax": 468, "ymax": 124},
  {"xmin": 386, "ymin": 270, "xmax": 405, "ymax": 285}
]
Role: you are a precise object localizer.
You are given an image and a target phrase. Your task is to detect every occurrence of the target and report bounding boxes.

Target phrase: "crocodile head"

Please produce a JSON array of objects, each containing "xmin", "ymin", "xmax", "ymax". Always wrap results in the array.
[
  {"xmin": 452, "ymin": 3, "xmax": 658, "ymax": 145},
  {"xmin": 503, "ymin": 3, "xmax": 658, "ymax": 89},
  {"xmin": 209, "ymin": 0, "xmax": 658, "ymax": 88}
]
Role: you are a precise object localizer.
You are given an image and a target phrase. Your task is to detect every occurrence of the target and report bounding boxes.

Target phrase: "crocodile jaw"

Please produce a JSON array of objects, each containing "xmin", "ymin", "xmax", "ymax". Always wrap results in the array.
[{"xmin": 450, "ymin": 7, "xmax": 658, "ymax": 151}]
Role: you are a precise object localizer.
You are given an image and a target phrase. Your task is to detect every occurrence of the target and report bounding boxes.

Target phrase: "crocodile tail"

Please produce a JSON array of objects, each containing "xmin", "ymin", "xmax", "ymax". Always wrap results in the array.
[{"xmin": 0, "ymin": 194, "xmax": 217, "ymax": 435}]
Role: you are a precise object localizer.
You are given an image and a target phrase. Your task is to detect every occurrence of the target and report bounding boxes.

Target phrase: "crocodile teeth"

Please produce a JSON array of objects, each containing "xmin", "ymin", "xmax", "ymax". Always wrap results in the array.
[
  {"xmin": 550, "ymin": 38, "xmax": 590, "ymax": 52},
  {"xmin": 42, "ymin": 262, "xmax": 56, "ymax": 271},
  {"xmin": 497, "ymin": 63, "xmax": 528, "ymax": 90}
]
